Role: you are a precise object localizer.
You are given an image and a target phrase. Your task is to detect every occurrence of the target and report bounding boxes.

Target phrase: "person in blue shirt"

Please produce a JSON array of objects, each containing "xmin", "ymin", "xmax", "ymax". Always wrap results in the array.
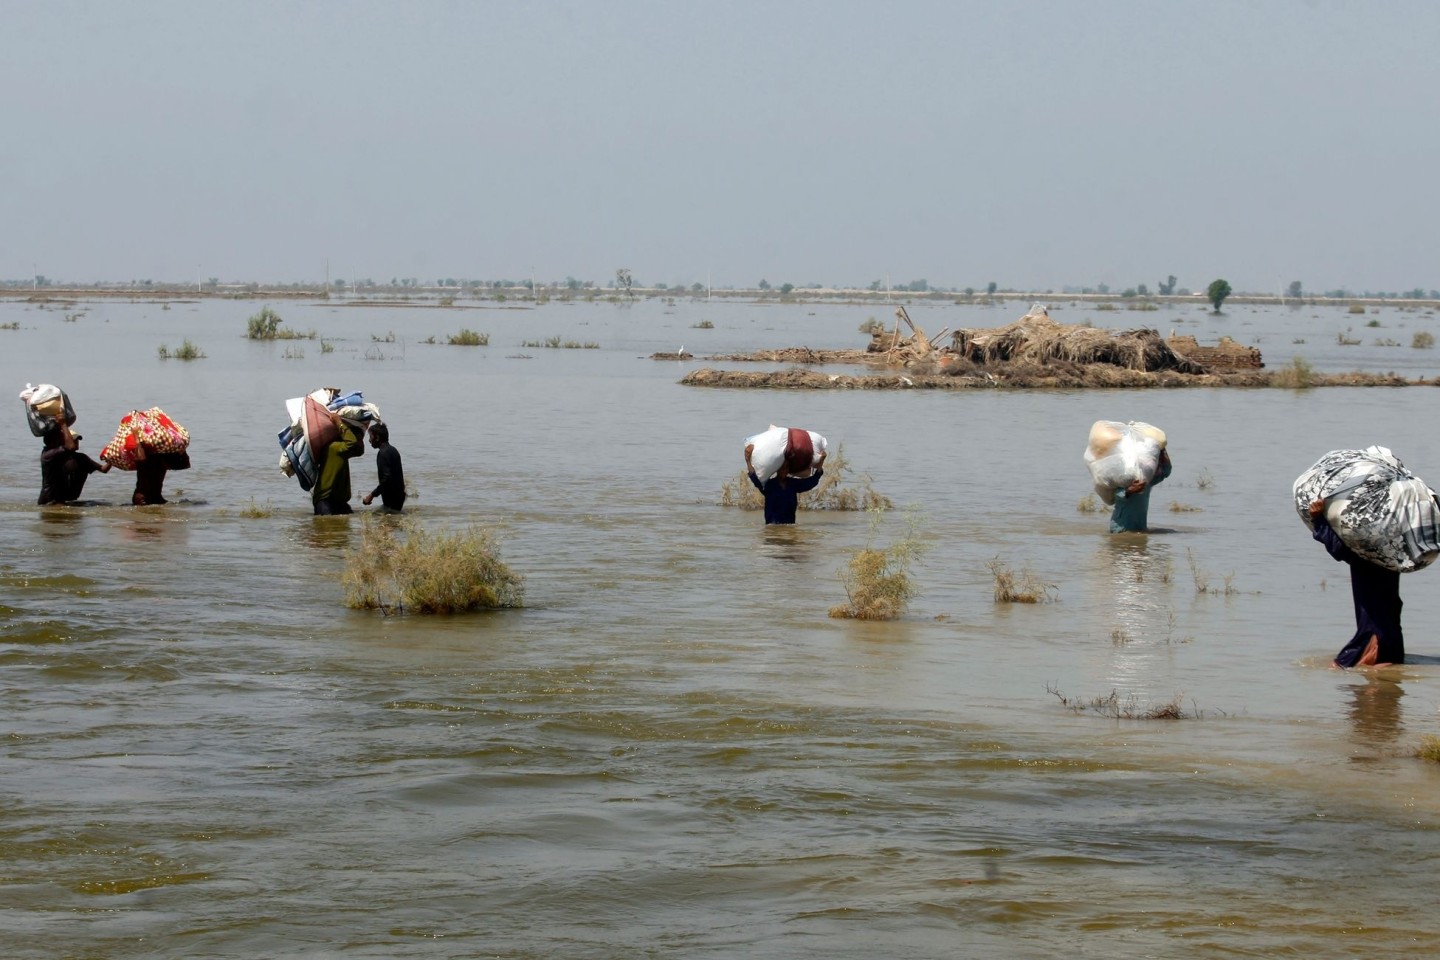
[
  {"xmin": 1110, "ymin": 449, "xmax": 1171, "ymax": 533},
  {"xmin": 745, "ymin": 447, "xmax": 826, "ymax": 524}
]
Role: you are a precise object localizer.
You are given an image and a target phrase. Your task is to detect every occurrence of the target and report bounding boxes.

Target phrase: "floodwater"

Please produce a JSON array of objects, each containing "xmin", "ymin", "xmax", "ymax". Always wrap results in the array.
[{"xmin": 3, "ymin": 294, "xmax": 1440, "ymax": 958}]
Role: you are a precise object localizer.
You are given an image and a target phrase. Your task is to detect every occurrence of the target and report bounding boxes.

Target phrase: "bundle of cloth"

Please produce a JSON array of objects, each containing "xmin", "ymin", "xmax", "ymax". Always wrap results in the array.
[
  {"xmin": 1084, "ymin": 420, "xmax": 1166, "ymax": 505},
  {"xmin": 99, "ymin": 408, "xmax": 189, "ymax": 470},
  {"xmin": 745, "ymin": 424, "xmax": 828, "ymax": 481},
  {"xmin": 19, "ymin": 382, "xmax": 77, "ymax": 436},
  {"xmin": 1293, "ymin": 446, "xmax": 1440, "ymax": 573},
  {"xmin": 277, "ymin": 387, "xmax": 382, "ymax": 491}
]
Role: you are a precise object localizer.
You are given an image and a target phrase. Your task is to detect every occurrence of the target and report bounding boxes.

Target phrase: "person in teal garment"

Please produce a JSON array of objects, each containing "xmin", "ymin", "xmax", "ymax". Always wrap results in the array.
[{"xmin": 1110, "ymin": 448, "xmax": 1171, "ymax": 533}]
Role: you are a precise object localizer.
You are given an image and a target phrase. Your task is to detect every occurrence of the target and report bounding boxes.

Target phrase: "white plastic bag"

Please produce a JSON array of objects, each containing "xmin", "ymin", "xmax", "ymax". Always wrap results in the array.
[
  {"xmin": 744, "ymin": 425, "xmax": 828, "ymax": 481},
  {"xmin": 1084, "ymin": 420, "xmax": 1165, "ymax": 505}
]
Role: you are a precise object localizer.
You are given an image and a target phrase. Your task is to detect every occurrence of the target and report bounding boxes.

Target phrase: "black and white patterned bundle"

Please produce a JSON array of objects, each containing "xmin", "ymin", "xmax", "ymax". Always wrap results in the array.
[{"xmin": 1293, "ymin": 446, "xmax": 1440, "ymax": 573}]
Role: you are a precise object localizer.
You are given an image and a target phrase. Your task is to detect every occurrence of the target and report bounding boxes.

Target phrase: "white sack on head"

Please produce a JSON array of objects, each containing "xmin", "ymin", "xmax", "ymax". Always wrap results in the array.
[
  {"xmin": 744, "ymin": 425, "xmax": 828, "ymax": 482},
  {"xmin": 1084, "ymin": 420, "xmax": 1165, "ymax": 505},
  {"xmin": 1293, "ymin": 446, "xmax": 1440, "ymax": 573}
]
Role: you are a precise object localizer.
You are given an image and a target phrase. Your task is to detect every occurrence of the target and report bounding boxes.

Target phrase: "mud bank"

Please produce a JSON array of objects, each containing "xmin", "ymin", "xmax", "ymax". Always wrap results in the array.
[{"xmin": 681, "ymin": 365, "xmax": 1427, "ymax": 390}]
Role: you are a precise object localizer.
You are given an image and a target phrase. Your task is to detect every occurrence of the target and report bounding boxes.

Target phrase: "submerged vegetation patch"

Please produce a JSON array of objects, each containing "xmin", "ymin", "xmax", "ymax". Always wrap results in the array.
[
  {"xmin": 989, "ymin": 558, "xmax": 1057, "ymax": 603},
  {"xmin": 245, "ymin": 306, "xmax": 316, "ymax": 341},
  {"xmin": 447, "ymin": 328, "xmax": 489, "ymax": 346},
  {"xmin": 157, "ymin": 338, "xmax": 206, "ymax": 360},
  {"xmin": 829, "ymin": 508, "xmax": 927, "ymax": 621},
  {"xmin": 343, "ymin": 516, "xmax": 524, "ymax": 614},
  {"xmin": 1047, "ymin": 684, "xmax": 1201, "ymax": 720}
]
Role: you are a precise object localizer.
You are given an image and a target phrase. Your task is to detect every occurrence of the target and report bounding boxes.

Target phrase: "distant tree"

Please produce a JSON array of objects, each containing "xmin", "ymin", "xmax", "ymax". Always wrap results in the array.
[
  {"xmin": 868, "ymin": 280, "xmax": 882, "ymax": 291},
  {"xmin": 615, "ymin": 268, "xmax": 633, "ymax": 296},
  {"xmin": 907, "ymin": 279, "xmax": 928, "ymax": 292},
  {"xmin": 964, "ymin": 287, "xmax": 975, "ymax": 297},
  {"xmin": 779, "ymin": 282, "xmax": 794, "ymax": 295},
  {"xmin": 1136, "ymin": 283, "xmax": 1149, "ymax": 297},
  {"xmin": 691, "ymin": 282, "xmax": 704, "ymax": 293},
  {"xmin": 758, "ymin": 279, "xmax": 771, "ymax": 291},
  {"xmin": 1121, "ymin": 288, "xmax": 1137, "ymax": 299},
  {"xmin": 986, "ymin": 281, "xmax": 997, "ymax": 295},
  {"xmin": 1207, "ymin": 278, "xmax": 1233, "ymax": 313},
  {"xmin": 1157, "ymin": 275, "xmax": 1177, "ymax": 296},
  {"xmin": 1097, "ymin": 283, "xmax": 1110, "ymax": 295},
  {"xmin": 1406, "ymin": 288, "xmax": 1426, "ymax": 299},
  {"xmin": 333, "ymin": 279, "xmax": 345, "ymax": 290},
  {"xmin": 1287, "ymin": 280, "xmax": 1303, "ymax": 299}
]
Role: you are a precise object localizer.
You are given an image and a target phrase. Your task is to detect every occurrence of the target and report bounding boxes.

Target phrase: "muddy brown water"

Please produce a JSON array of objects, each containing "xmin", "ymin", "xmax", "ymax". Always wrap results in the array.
[{"xmin": 3, "ymin": 295, "xmax": 1440, "ymax": 958}]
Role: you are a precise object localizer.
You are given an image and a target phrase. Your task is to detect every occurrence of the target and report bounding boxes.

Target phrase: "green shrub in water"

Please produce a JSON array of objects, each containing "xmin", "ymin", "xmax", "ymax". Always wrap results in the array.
[{"xmin": 344, "ymin": 516, "xmax": 524, "ymax": 614}]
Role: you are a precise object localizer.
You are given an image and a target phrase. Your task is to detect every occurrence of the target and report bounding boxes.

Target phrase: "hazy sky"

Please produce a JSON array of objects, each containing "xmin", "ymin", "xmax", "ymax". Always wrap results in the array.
[{"xmin": 2, "ymin": 0, "xmax": 1436, "ymax": 292}]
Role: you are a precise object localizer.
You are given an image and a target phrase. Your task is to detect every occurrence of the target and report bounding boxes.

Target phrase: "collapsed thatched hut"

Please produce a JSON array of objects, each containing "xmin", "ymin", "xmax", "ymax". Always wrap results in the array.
[{"xmin": 950, "ymin": 307, "xmax": 1207, "ymax": 374}]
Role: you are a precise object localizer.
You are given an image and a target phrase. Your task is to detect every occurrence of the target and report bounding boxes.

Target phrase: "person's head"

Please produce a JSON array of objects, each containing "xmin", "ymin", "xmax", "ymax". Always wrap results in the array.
[
  {"xmin": 41, "ymin": 428, "xmax": 64, "ymax": 449},
  {"xmin": 368, "ymin": 423, "xmax": 389, "ymax": 448}
]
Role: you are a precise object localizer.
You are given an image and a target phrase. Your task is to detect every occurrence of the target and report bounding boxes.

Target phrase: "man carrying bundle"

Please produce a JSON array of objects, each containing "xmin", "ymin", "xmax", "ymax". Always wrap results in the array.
[
  {"xmin": 744, "ymin": 426, "xmax": 827, "ymax": 525},
  {"xmin": 38, "ymin": 420, "xmax": 109, "ymax": 505},
  {"xmin": 313, "ymin": 410, "xmax": 364, "ymax": 515},
  {"xmin": 1083, "ymin": 420, "xmax": 1171, "ymax": 533}
]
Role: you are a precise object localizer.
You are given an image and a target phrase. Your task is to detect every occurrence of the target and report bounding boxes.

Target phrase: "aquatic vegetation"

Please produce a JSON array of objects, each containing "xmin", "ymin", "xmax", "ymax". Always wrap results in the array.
[
  {"xmin": 830, "ymin": 508, "xmax": 927, "ymax": 621},
  {"xmin": 720, "ymin": 445, "xmax": 891, "ymax": 512},
  {"xmin": 1348, "ymin": 303, "xmax": 1367, "ymax": 315},
  {"xmin": 0, "ymin": 321, "xmax": 18, "ymax": 330},
  {"xmin": 521, "ymin": 335, "xmax": 599, "ymax": 349},
  {"xmin": 1417, "ymin": 736, "xmax": 1440, "ymax": 763},
  {"xmin": 1187, "ymin": 548, "xmax": 1238, "ymax": 596},
  {"xmin": 692, "ymin": 319, "xmax": 714, "ymax": 329},
  {"xmin": 1195, "ymin": 468, "xmax": 1215, "ymax": 490},
  {"xmin": 988, "ymin": 557, "xmax": 1057, "ymax": 603},
  {"xmin": 1047, "ymin": 684, "xmax": 1200, "ymax": 720},
  {"xmin": 245, "ymin": 306, "xmax": 316, "ymax": 340},
  {"xmin": 447, "ymin": 328, "xmax": 489, "ymax": 346},
  {"xmin": 372, "ymin": 331, "xmax": 397, "ymax": 343},
  {"xmin": 238, "ymin": 497, "xmax": 273, "ymax": 518},
  {"xmin": 1076, "ymin": 493, "xmax": 1100, "ymax": 513},
  {"xmin": 1270, "ymin": 357, "xmax": 1315, "ymax": 389},
  {"xmin": 157, "ymin": 338, "xmax": 206, "ymax": 360},
  {"xmin": 1335, "ymin": 328, "xmax": 1361, "ymax": 346},
  {"xmin": 344, "ymin": 516, "xmax": 523, "ymax": 614},
  {"xmin": 1169, "ymin": 502, "xmax": 1202, "ymax": 512},
  {"xmin": 282, "ymin": 345, "xmax": 305, "ymax": 360},
  {"xmin": 1412, "ymin": 331, "xmax": 1434, "ymax": 349},
  {"xmin": 1365, "ymin": 318, "xmax": 1382, "ymax": 328},
  {"xmin": 320, "ymin": 339, "xmax": 335, "ymax": 354}
]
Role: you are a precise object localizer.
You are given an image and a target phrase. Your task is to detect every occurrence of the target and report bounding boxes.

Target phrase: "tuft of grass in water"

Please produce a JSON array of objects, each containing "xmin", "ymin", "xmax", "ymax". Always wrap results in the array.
[
  {"xmin": 246, "ymin": 306, "xmax": 283, "ymax": 339},
  {"xmin": 1048, "ymin": 684, "xmax": 1201, "ymax": 720},
  {"xmin": 1348, "ymin": 303, "xmax": 1367, "ymax": 315},
  {"xmin": 157, "ymin": 338, "xmax": 206, "ymax": 360},
  {"xmin": 238, "ymin": 497, "xmax": 273, "ymax": 518},
  {"xmin": 1336, "ymin": 328, "xmax": 1361, "ymax": 346},
  {"xmin": 372, "ymin": 331, "xmax": 397, "ymax": 343},
  {"xmin": 1195, "ymin": 468, "xmax": 1214, "ymax": 490},
  {"xmin": 282, "ymin": 345, "xmax": 305, "ymax": 360},
  {"xmin": 447, "ymin": 328, "xmax": 489, "ymax": 346},
  {"xmin": 521, "ymin": 335, "xmax": 599, "ymax": 349},
  {"xmin": 1365, "ymin": 318, "xmax": 1381, "ymax": 328},
  {"xmin": 0, "ymin": 321, "xmax": 18, "ymax": 330},
  {"xmin": 1187, "ymin": 548, "xmax": 1238, "ymax": 596},
  {"xmin": 720, "ymin": 445, "xmax": 891, "ymax": 512},
  {"xmin": 988, "ymin": 557, "xmax": 1057, "ymax": 603},
  {"xmin": 692, "ymin": 319, "xmax": 714, "ymax": 329},
  {"xmin": 829, "ymin": 507, "xmax": 927, "ymax": 621},
  {"xmin": 1076, "ymin": 493, "xmax": 1100, "ymax": 513},
  {"xmin": 1417, "ymin": 735, "xmax": 1440, "ymax": 763},
  {"xmin": 320, "ymin": 339, "xmax": 335, "ymax": 354},
  {"xmin": 421, "ymin": 335, "xmax": 436, "ymax": 344},
  {"xmin": 1169, "ymin": 502, "xmax": 1202, "ymax": 512},
  {"xmin": 343, "ymin": 516, "xmax": 523, "ymax": 614},
  {"xmin": 1111, "ymin": 627, "xmax": 1129, "ymax": 645},
  {"xmin": 1413, "ymin": 331, "xmax": 1435, "ymax": 349},
  {"xmin": 1270, "ymin": 356, "xmax": 1314, "ymax": 389}
]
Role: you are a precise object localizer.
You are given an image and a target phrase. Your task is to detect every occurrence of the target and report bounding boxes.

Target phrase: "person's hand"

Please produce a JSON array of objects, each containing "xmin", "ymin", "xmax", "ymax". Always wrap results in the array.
[
  {"xmin": 362, "ymin": 494, "xmax": 373, "ymax": 505},
  {"xmin": 743, "ymin": 443, "xmax": 754, "ymax": 469},
  {"xmin": 1126, "ymin": 478, "xmax": 1146, "ymax": 495},
  {"xmin": 1309, "ymin": 499, "xmax": 1326, "ymax": 517},
  {"xmin": 817, "ymin": 450, "xmax": 827, "ymax": 468}
]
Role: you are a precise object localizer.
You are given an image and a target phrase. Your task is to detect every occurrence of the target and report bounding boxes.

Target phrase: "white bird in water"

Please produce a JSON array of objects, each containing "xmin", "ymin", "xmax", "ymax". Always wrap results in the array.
[{"xmin": 679, "ymin": 345, "xmax": 685, "ymax": 354}]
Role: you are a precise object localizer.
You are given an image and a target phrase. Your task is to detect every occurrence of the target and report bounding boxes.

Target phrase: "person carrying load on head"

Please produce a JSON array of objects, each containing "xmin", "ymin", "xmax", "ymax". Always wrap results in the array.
[
  {"xmin": 20, "ymin": 384, "xmax": 110, "ymax": 505},
  {"xmin": 360, "ymin": 422, "xmax": 405, "ymax": 512},
  {"xmin": 744, "ymin": 426, "xmax": 827, "ymax": 525},
  {"xmin": 1083, "ymin": 420, "xmax": 1171, "ymax": 533},
  {"xmin": 98, "ymin": 407, "xmax": 191, "ymax": 505}
]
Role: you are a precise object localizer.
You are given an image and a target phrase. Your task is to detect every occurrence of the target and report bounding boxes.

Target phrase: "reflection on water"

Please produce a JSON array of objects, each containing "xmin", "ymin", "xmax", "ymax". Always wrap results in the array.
[{"xmin": 1346, "ymin": 675, "xmax": 1405, "ymax": 749}]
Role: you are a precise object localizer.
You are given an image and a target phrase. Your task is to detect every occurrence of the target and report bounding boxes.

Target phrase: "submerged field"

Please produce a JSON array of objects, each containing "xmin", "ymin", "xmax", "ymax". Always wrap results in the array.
[{"xmin": 3, "ymin": 293, "xmax": 1440, "ymax": 958}]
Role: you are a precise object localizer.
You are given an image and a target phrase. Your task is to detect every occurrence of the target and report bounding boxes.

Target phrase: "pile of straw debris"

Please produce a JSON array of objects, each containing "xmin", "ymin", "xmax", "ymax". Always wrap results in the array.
[{"xmin": 950, "ymin": 305, "xmax": 1206, "ymax": 374}]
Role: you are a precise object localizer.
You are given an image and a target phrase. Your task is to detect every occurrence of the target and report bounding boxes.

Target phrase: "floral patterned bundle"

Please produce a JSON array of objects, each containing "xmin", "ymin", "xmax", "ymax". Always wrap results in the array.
[
  {"xmin": 1293, "ymin": 446, "xmax": 1440, "ymax": 573},
  {"xmin": 101, "ymin": 408, "xmax": 190, "ymax": 471}
]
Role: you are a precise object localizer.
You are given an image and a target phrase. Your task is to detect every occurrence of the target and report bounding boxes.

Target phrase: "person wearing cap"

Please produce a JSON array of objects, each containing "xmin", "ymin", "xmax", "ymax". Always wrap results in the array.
[{"xmin": 38, "ymin": 420, "xmax": 109, "ymax": 505}]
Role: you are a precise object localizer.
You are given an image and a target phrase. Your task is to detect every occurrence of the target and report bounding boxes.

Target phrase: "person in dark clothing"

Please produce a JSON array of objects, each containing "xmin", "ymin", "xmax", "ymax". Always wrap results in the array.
[
  {"xmin": 38, "ymin": 421, "xmax": 109, "ymax": 505},
  {"xmin": 313, "ymin": 411, "xmax": 363, "ymax": 515},
  {"xmin": 131, "ymin": 447, "xmax": 190, "ymax": 505},
  {"xmin": 1310, "ymin": 499, "xmax": 1404, "ymax": 668},
  {"xmin": 745, "ymin": 448, "xmax": 826, "ymax": 524},
  {"xmin": 360, "ymin": 423, "xmax": 405, "ymax": 512}
]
